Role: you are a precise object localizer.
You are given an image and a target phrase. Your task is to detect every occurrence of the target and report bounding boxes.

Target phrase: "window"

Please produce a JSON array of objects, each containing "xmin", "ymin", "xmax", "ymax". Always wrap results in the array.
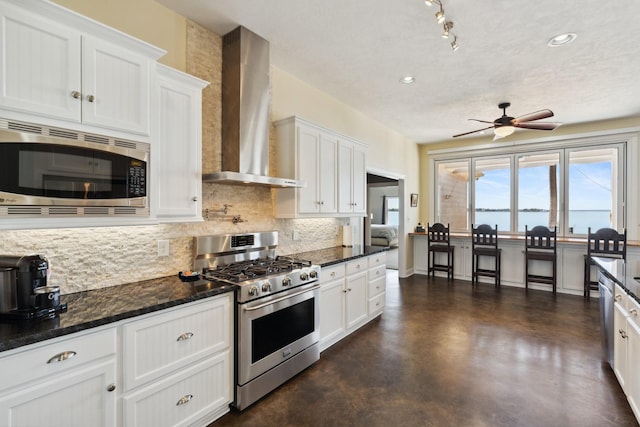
[
  {"xmin": 517, "ymin": 152, "xmax": 560, "ymax": 232},
  {"xmin": 432, "ymin": 138, "xmax": 627, "ymax": 237},
  {"xmin": 474, "ymin": 157, "xmax": 512, "ymax": 231},
  {"xmin": 384, "ymin": 196, "xmax": 399, "ymax": 225},
  {"xmin": 435, "ymin": 160, "xmax": 469, "ymax": 229}
]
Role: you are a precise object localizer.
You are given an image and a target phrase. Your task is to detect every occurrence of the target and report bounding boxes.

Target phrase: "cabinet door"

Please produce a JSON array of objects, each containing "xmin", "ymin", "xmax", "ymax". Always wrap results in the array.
[
  {"xmin": 346, "ymin": 271, "xmax": 368, "ymax": 329},
  {"xmin": 0, "ymin": 359, "xmax": 116, "ymax": 426},
  {"xmin": 0, "ymin": 4, "xmax": 82, "ymax": 121},
  {"xmin": 351, "ymin": 144, "xmax": 366, "ymax": 214},
  {"xmin": 320, "ymin": 277, "xmax": 347, "ymax": 348},
  {"xmin": 155, "ymin": 68, "xmax": 205, "ymax": 221},
  {"xmin": 318, "ymin": 132, "xmax": 338, "ymax": 213},
  {"xmin": 337, "ymin": 141, "xmax": 354, "ymax": 213},
  {"xmin": 614, "ymin": 302, "xmax": 628, "ymax": 390},
  {"xmin": 297, "ymin": 125, "xmax": 321, "ymax": 213},
  {"xmin": 626, "ymin": 315, "xmax": 640, "ymax": 419},
  {"xmin": 81, "ymin": 36, "xmax": 151, "ymax": 135}
]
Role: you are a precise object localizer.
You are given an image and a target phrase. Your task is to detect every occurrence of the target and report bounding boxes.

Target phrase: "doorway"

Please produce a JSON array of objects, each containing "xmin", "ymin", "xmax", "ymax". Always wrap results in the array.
[{"xmin": 366, "ymin": 172, "xmax": 401, "ymax": 271}]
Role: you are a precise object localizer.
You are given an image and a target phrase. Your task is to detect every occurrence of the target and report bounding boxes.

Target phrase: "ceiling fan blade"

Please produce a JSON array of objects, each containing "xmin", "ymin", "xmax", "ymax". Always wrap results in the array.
[
  {"xmin": 452, "ymin": 126, "xmax": 494, "ymax": 138},
  {"xmin": 469, "ymin": 119, "xmax": 494, "ymax": 124},
  {"xmin": 514, "ymin": 122, "xmax": 561, "ymax": 131},
  {"xmin": 513, "ymin": 109, "xmax": 554, "ymax": 123}
]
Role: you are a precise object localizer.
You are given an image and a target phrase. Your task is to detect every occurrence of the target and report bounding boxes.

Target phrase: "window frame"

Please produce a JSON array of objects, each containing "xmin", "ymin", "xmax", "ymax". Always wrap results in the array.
[{"xmin": 429, "ymin": 132, "xmax": 635, "ymax": 238}]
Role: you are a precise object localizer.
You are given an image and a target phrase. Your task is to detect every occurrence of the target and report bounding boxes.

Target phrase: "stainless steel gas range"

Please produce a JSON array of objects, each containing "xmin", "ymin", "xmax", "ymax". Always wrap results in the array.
[{"xmin": 194, "ymin": 232, "xmax": 321, "ymax": 410}]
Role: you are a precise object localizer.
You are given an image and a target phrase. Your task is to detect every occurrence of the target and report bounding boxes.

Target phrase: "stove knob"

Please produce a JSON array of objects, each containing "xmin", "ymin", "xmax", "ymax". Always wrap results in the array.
[
  {"xmin": 282, "ymin": 277, "xmax": 292, "ymax": 287},
  {"xmin": 300, "ymin": 272, "xmax": 309, "ymax": 281},
  {"xmin": 309, "ymin": 270, "xmax": 318, "ymax": 279},
  {"xmin": 261, "ymin": 282, "xmax": 272, "ymax": 292},
  {"xmin": 248, "ymin": 286, "xmax": 259, "ymax": 297}
]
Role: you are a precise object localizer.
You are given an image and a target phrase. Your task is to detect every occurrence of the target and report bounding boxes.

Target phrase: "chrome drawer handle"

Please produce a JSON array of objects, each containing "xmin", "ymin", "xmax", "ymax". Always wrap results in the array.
[
  {"xmin": 107, "ymin": 383, "xmax": 116, "ymax": 392},
  {"xmin": 331, "ymin": 271, "xmax": 336, "ymax": 277},
  {"xmin": 176, "ymin": 394, "xmax": 193, "ymax": 406},
  {"xmin": 620, "ymin": 329, "xmax": 628, "ymax": 339},
  {"xmin": 631, "ymin": 309, "xmax": 638, "ymax": 316},
  {"xmin": 615, "ymin": 294, "xmax": 622, "ymax": 301},
  {"xmin": 47, "ymin": 351, "xmax": 77, "ymax": 364},
  {"xmin": 71, "ymin": 91, "xmax": 81, "ymax": 99},
  {"xmin": 177, "ymin": 332, "xmax": 194, "ymax": 341},
  {"xmin": 86, "ymin": 94, "xmax": 95, "ymax": 102}
]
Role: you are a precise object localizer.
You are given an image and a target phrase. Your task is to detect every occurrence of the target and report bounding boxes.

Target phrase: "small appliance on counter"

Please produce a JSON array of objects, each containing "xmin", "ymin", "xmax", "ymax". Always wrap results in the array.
[
  {"xmin": 0, "ymin": 255, "xmax": 67, "ymax": 320},
  {"xmin": 415, "ymin": 223, "xmax": 425, "ymax": 233}
]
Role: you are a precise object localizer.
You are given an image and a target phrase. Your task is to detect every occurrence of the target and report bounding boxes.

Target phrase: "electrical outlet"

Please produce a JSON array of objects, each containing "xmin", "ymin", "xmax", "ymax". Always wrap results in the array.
[
  {"xmin": 157, "ymin": 240, "xmax": 170, "ymax": 257},
  {"xmin": 292, "ymin": 230, "xmax": 300, "ymax": 241}
]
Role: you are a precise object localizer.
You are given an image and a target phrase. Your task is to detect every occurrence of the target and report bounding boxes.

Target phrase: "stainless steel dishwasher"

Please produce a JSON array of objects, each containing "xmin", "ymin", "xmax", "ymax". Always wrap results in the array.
[{"xmin": 598, "ymin": 271, "xmax": 614, "ymax": 367}]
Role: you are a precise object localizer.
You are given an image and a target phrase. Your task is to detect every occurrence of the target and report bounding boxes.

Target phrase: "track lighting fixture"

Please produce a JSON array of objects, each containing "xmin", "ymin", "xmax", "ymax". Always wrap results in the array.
[
  {"xmin": 442, "ymin": 21, "xmax": 453, "ymax": 38},
  {"xmin": 435, "ymin": 6, "xmax": 445, "ymax": 24},
  {"xmin": 450, "ymin": 36, "xmax": 459, "ymax": 51},
  {"xmin": 423, "ymin": 0, "xmax": 459, "ymax": 51}
]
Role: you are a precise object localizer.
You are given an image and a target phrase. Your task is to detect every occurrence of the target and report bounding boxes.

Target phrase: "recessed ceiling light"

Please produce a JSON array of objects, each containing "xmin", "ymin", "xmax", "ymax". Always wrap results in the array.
[
  {"xmin": 547, "ymin": 33, "xmax": 577, "ymax": 47},
  {"xmin": 400, "ymin": 76, "xmax": 416, "ymax": 84}
]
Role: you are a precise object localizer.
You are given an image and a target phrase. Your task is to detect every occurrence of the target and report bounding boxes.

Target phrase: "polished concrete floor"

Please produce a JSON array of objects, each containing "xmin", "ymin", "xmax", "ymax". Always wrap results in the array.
[{"xmin": 210, "ymin": 272, "xmax": 638, "ymax": 427}]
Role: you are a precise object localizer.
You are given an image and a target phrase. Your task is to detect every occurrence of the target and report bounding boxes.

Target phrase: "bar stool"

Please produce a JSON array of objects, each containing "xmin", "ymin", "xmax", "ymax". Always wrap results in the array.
[
  {"xmin": 524, "ymin": 225, "xmax": 557, "ymax": 294},
  {"xmin": 471, "ymin": 224, "xmax": 501, "ymax": 287},
  {"xmin": 427, "ymin": 222, "xmax": 454, "ymax": 279},
  {"xmin": 584, "ymin": 227, "xmax": 626, "ymax": 300}
]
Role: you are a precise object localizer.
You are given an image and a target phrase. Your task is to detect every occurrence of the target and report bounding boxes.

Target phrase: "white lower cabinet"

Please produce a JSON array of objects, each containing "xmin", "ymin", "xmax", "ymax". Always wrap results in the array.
[
  {"xmin": 613, "ymin": 290, "xmax": 640, "ymax": 423},
  {"xmin": 0, "ymin": 293, "xmax": 233, "ymax": 427},
  {"xmin": 121, "ymin": 294, "xmax": 233, "ymax": 426},
  {"xmin": 320, "ymin": 254, "xmax": 386, "ymax": 351},
  {"xmin": 0, "ymin": 327, "xmax": 118, "ymax": 426}
]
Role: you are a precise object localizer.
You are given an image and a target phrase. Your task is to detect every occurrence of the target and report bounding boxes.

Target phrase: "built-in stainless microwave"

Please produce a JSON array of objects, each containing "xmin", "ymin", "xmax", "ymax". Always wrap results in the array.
[{"xmin": 0, "ymin": 119, "xmax": 149, "ymax": 218}]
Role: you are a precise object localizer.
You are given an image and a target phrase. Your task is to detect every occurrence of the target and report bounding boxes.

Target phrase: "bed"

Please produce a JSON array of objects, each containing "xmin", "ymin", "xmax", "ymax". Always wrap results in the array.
[{"xmin": 370, "ymin": 224, "xmax": 399, "ymax": 248}]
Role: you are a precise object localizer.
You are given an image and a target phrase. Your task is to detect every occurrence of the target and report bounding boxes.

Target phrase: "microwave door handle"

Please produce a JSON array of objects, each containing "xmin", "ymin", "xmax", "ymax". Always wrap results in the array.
[{"xmin": 242, "ymin": 284, "xmax": 320, "ymax": 311}]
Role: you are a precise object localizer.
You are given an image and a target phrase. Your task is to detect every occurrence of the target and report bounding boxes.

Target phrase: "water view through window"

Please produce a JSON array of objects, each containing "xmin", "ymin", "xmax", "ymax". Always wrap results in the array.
[{"xmin": 436, "ymin": 144, "xmax": 621, "ymax": 235}]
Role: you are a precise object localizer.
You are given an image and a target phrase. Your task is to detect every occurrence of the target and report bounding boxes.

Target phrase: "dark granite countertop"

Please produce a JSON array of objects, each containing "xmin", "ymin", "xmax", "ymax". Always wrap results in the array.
[
  {"xmin": 0, "ymin": 275, "xmax": 236, "ymax": 353},
  {"xmin": 292, "ymin": 245, "xmax": 388, "ymax": 267},
  {"xmin": 0, "ymin": 245, "xmax": 386, "ymax": 354},
  {"xmin": 591, "ymin": 257, "xmax": 640, "ymax": 304}
]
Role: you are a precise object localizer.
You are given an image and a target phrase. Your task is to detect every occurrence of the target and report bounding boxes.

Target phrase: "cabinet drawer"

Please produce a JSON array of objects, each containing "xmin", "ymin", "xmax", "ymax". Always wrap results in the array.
[
  {"xmin": 368, "ymin": 275, "xmax": 386, "ymax": 297},
  {"xmin": 0, "ymin": 327, "xmax": 116, "ymax": 393},
  {"xmin": 615, "ymin": 284, "xmax": 628, "ymax": 311},
  {"xmin": 368, "ymin": 292, "xmax": 385, "ymax": 315},
  {"xmin": 122, "ymin": 351, "xmax": 231, "ymax": 427},
  {"xmin": 346, "ymin": 259, "xmax": 367, "ymax": 276},
  {"xmin": 369, "ymin": 264, "xmax": 386, "ymax": 282},
  {"xmin": 122, "ymin": 294, "xmax": 232, "ymax": 391},
  {"xmin": 368, "ymin": 253, "xmax": 387, "ymax": 269},
  {"xmin": 629, "ymin": 297, "xmax": 640, "ymax": 328},
  {"xmin": 322, "ymin": 264, "xmax": 345, "ymax": 282}
]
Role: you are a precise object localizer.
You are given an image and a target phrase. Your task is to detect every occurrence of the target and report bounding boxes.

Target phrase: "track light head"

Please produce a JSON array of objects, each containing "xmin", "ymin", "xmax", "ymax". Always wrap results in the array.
[
  {"xmin": 442, "ymin": 21, "xmax": 453, "ymax": 38},
  {"xmin": 435, "ymin": 7, "xmax": 445, "ymax": 24},
  {"xmin": 451, "ymin": 36, "xmax": 459, "ymax": 51}
]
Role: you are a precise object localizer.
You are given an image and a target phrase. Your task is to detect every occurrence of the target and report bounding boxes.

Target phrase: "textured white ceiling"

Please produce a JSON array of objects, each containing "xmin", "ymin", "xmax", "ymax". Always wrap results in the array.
[{"xmin": 157, "ymin": 0, "xmax": 640, "ymax": 144}]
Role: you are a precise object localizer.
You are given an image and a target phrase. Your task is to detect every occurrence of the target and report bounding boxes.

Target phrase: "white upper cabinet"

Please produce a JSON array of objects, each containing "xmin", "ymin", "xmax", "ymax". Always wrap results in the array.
[
  {"xmin": 0, "ymin": 0, "xmax": 164, "ymax": 137},
  {"xmin": 274, "ymin": 116, "xmax": 367, "ymax": 218},
  {"xmin": 154, "ymin": 64, "xmax": 208, "ymax": 222},
  {"xmin": 338, "ymin": 139, "xmax": 366, "ymax": 215}
]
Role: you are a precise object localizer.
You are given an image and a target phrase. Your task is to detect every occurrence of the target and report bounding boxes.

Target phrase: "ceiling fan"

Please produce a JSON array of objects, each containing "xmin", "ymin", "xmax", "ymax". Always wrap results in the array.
[{"xmin": 453, "ymin": 102, "xmax": 561, "ymax": 140}]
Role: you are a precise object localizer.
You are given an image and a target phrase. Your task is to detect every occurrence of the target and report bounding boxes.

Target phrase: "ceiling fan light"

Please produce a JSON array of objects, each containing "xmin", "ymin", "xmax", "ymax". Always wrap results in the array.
[{"xmin": 494, "ymin": 125, "xmax": 515, "ymax": 137}]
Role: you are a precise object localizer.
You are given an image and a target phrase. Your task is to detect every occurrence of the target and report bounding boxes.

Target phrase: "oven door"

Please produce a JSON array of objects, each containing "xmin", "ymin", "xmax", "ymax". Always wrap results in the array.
[{"xmin": 237, "ymin": 282, "xmax": 320, "ymax": 385}]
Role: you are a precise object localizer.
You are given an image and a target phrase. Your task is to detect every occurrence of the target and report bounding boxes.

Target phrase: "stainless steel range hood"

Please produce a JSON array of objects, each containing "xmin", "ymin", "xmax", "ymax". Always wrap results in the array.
[{"xmin": 203, "ymin": 26, "xmax": 305, "ymax": 188}]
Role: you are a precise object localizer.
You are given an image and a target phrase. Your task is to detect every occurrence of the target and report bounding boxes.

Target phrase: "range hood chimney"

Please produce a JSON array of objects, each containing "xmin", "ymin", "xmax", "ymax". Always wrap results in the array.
[{"xmin": 203, "ymin": 26, "xmax": 305, "ymax": 188}]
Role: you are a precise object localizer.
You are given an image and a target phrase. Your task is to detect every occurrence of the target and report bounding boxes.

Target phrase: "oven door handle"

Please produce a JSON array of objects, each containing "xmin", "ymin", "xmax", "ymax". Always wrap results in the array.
[{"xmin": 242, "ymin": 284, "xmax": 320, "ymax": 311}]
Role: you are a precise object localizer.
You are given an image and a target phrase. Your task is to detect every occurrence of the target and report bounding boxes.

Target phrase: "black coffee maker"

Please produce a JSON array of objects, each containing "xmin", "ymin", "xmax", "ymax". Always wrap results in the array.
[{"xmin": 0, "ymin": 255, "xmax": 67, "ymax": 320}]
